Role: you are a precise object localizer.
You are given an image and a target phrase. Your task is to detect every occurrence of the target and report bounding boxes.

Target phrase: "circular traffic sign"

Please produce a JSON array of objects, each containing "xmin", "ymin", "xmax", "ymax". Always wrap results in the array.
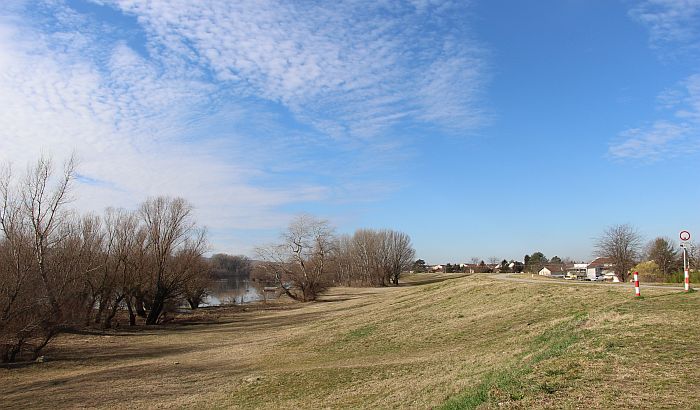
[{"xmin": 680, "ymin": 230, "xmax": 691, "ymax": 241}]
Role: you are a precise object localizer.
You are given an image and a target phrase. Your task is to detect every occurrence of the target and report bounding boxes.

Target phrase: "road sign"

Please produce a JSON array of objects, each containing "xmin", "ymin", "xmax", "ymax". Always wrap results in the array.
[{"xmin": 680, "ymin": 230, "xmax": 691, "ymax": 241}]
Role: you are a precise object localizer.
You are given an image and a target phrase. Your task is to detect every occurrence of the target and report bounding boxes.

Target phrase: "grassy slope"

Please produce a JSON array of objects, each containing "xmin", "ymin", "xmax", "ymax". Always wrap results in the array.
[{"xmin": 1, "ymin": 274, "xmax": 698, "ymax": 409}]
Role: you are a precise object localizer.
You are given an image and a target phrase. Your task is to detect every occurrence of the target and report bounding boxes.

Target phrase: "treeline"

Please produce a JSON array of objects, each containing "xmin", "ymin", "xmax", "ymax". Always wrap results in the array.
[
  {"xmin": 1, "ymin": 157, "xmax": 417, "ymax": 363},
  {"xmin": 333, "ymin": 228, "xmax": 415, "ymax": 287},
  {"xmin": 255, "ymin": 215, "xmax": 416, "ymax": 301},
  {"xmin": 410, "ymin": 259, "xmax": 525, "ymax": 274},
  {"xmin": 0, "ymin": 158, "xmax": 209, "ymax": 362},
  {"xmin": 210, "ymin": 254, "xmax": 252, "ymax": 281}
]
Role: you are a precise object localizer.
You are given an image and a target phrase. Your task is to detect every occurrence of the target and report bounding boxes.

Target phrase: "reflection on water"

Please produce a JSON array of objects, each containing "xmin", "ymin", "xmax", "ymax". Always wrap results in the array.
[{"xmin": 203, "ymin": 278, "xmax": 264, "ymax": 306}]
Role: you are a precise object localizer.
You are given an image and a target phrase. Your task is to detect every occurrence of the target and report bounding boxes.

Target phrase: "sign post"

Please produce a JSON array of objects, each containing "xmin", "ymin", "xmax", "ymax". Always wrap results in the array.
[{"xmin": 680, "ymin": 231, "xmax": 691, "ymax": 292}]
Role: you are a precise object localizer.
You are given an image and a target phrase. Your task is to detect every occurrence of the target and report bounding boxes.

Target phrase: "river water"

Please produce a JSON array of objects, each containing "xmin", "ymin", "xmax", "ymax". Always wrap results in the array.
[{"xmin": 203, "ymin": 278, "xmax": 264, "ymax": 306}]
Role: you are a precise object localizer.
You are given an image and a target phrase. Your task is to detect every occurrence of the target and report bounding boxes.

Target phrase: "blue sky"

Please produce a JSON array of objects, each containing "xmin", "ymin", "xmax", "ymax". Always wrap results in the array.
[{"xmin": 1, "ymin": 0, "xmax": 699, "ymax": 263}]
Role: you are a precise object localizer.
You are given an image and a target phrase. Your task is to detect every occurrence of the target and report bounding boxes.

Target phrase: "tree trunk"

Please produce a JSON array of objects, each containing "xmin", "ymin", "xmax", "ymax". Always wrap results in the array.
[
  {"xmin": 103, "ymin": 295, "xmax": 124, "ymax": 329},
  {"xmin": 94, "ymin": 297, "xmax": 108, "ymax": 325},
  {"xmin": 145, "ymin": 287, "xmax": 167, "ymax": 325},
  {"xmin": 145, "ymin": 301, "xmax": 163, "ymax": 325},
  {"xmin": 126, "ymin": 298, "xmax": 136, "ymax": 326},
  {"xmin": 391, "ymin": 270, "xmax": 400, "ymax": 286},
  {"xmin": 32, "ymin": 329, "xmax": 57, "ymax": 360},
  {"xmin": 37, "ymin": 256, "xmax": 62, "ymax": 319},
  {"xmin": 281, "ymin": 285, "xmax": 302, "ymax": 302},
  {"xmin": 187, "ymin": 298, "xmax": 200, "ymax": 310},
  {"xmin": 2, "ymin": 339, "xmax": 24, "ymax": 363}
]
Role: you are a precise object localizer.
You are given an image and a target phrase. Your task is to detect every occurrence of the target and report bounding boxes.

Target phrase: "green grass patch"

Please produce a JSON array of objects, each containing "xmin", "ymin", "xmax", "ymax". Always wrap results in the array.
[
  {"xmin": 440, "ymin": 313, "xmax": 587, "ymax": 409},
  {"xmin": 442, "ymin": 372, "xmax": 515, "ymax": 407},
  {"xmin": 344, "ymin": 324, "xmax": 377, "ymax": 341},
  {"xmin": 441, "ymin": 368, "xmax": 526, "ymax": 410}
]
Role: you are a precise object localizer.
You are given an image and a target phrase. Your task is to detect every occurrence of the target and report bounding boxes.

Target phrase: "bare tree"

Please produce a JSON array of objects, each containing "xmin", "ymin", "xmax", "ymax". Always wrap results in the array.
[
  {"xmin": 22, "ymin": 156, "xmax": 76, "ymax": 317},
  {"xmin": 140, "ymin": 197, "xmax": 207, "ymax": 324},
  {"xmin": 0, "ymin": 156, "xmax": 88, "ymax": 362},
  {"xmin": 98, "ymin": 208, "xmax": 147, "ymax": 328},
  {"xmin": 330, "ymin": 234, "xmax": 354, "ymax": 286},
  {"xmin": 328, "ymin": 228, "xmax": 415, "ymax": 287},
  {"xmin": 352, "ymin": 229, "xmax": 384, "ymax": 286},
  {"xmin": 1, "ymin": 156, "xmax": 216, "ymax": 359},
  {"xmin": 258, "ymin": 215, "xmax": 335, "ymax": 301},
  {"xmin": 183, "ymin": 256, "xmax": 212, "ymax": 309},
  {"xmin": 383, "ymin": 230, "xmax": 416, "ymax": 286},
  {"xmin": 595, "ymin": 224, "xmax": 643, "ymax": 282},
  {"xmin": 0, "ymin": 176, "xmax": 38, "ymax": 361},
  {"xmin": 57, "ymin": 213, "xmax": 105, "ymax": 326}
]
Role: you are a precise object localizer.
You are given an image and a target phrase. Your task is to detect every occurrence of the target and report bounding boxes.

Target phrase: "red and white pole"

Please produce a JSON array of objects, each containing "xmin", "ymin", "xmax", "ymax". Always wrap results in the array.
[
  {"xmin": 683, "ymin": 245, "xmax": 690, "ymax": 292},
  {"xmin": 634, "ymin": 271, "xmax": 640, "ymax": 297},
  {"xmin": 680, "ymin": 232, "xmax": 692, "ymax": 291}
]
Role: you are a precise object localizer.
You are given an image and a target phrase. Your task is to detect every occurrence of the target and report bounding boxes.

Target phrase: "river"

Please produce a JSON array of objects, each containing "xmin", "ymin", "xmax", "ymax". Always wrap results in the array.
[{"xmin": 203, "ymin": 277, "xmax": 264, "ymax": 306}]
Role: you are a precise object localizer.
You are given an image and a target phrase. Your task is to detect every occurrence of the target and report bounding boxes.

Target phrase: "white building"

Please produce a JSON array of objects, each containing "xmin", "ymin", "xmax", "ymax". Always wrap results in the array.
[
  {"xmin": 566, "ymin": 263, "xmax": 588, "ymax": 279},
  {"xmin": 586, "ymin": 257, "xmax": 615, "ymax": 281},
  {"xmin": 538, "ymin": 264, "xmax": 566, "ymax": 278}
]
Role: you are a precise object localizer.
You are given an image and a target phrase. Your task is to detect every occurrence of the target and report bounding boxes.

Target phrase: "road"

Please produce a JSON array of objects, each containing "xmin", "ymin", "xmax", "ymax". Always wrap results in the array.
[{"xmin": 492, "ymin": 273, "xmax": 690, "ymax": 291}]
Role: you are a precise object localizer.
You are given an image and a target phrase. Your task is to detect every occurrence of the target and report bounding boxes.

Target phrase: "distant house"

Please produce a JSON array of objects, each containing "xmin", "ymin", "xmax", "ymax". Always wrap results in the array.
[
  {"xmin": 566, "ymin": 263, "xmax": 588, "ymax": 280},
  {"xmin": 459, "ymin": 263, "xmax": 492, "ymax": 273},
  {"xmin": 430, "ymin": 264, "xmax": 444, "ymax": 273},
  {"xmin": 538, "ymin": 264, "xmax": 566, "ymax": 278},
  {"xmin": 459, "ymin": 263, "xmax": 476, "ymax": 273},
  {"xmin": 508, "ymin": 261, "xmax": 525, "ymax": 273},
  {"xmin": 586, "ymin": 257, "xmax": 616, "ymax": 281}
]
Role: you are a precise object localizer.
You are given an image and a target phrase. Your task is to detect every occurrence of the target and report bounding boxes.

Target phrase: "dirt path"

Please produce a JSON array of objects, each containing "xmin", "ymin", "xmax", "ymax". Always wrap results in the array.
[{"xmin": 492, "ymin": 272, "xmax": 689, "ymax": 291}]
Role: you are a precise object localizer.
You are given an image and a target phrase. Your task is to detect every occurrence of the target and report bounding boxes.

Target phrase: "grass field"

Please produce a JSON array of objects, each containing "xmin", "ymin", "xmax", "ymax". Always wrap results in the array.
[{"xmin": 1, "ymin": 273, "xmax": 699, "ymax": 409}]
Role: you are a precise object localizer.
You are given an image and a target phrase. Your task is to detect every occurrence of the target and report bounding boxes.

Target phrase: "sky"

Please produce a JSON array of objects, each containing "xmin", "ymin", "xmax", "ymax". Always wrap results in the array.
[{"xmin": 1, "ymin": 0, "xmax": 699, "ymax": 264}]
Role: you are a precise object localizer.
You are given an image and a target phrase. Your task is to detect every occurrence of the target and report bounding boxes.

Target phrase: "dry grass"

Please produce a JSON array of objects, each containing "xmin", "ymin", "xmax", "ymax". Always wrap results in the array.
[{"xmin": 1, "ymin": 273, "xmax": 698, "ymax": 409}]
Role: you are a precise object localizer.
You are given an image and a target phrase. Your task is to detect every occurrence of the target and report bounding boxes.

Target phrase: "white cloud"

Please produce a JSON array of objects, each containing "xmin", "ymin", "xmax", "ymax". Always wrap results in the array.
[
  {"xmin": 609, "ymin": 121, "xmax": 693, "ymax": 159},
  {"xmin": 0, "ymin": 0, "xmax": 488, "ymax": 254},
  {"xmin": 610, "ymin": 75, "xmax": 700, "ymax": 159},
  {"xmin": 100, "ymin": 0, "xmax": 487, "ymax": 137},
  {"xmin": 630, "ymin": 0, "xmax": 700, "ymax": 49},
  {"xmin": 611, "ymin": 1, "xmax": 700, "ymax": 160},
  {"xmin": 0, "ymin": 13, "xmax": 326, "ymax": 243}
]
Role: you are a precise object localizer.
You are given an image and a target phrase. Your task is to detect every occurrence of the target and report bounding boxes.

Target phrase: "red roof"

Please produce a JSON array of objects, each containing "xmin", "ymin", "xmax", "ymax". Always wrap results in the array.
[{"xmin": 587, "ymin": 257, "xmax": 614, "ymax": 268}]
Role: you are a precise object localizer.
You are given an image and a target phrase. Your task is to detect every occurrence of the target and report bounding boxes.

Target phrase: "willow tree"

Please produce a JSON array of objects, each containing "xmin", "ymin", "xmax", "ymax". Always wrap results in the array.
[{"xmin": 140, "ymin": 197, "xmax": 207, "ymax": 324}]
